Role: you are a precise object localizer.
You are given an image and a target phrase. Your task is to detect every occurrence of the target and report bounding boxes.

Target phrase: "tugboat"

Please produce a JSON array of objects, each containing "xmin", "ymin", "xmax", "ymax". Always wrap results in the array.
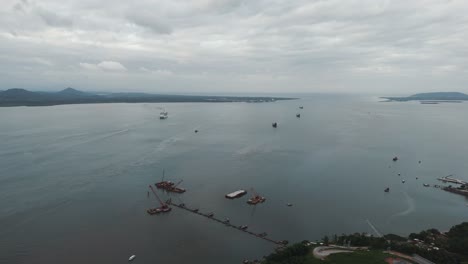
[
  {"xmin": 272, "ymin": 122, "xmax": 278, "ymax": 128},
  {"xmin": 384, "ymin": 187, "xmax": 390, "ymax": 192},
  {"xmin": 247, "ymin": 188, "xmax": 266, "ymax": 205}
]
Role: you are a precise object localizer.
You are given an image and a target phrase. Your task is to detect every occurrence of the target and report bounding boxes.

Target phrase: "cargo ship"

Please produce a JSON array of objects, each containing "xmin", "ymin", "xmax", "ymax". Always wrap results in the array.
[{"xmin": 225, "ymin": 190, "xmax": 247, "ymax": 199}]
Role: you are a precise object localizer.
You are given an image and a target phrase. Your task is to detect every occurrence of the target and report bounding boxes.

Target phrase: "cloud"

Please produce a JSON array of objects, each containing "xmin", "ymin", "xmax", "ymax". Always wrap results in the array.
[
  {"xmin": 1, "ymin": 0, "xmax": 468, "ymax": 93},
  {"xmin": 80, "ymin": 61, "xmax": 127, "ymax": 71},
  {"xmin": 127, "ymin": 12, "xmax": 172, "ymax": 34},
  {"xmin": 35, "ymin": 6, "xmax": 73, "ymax": 28},
  {"xmin": 139, "ymin": 67, "xmax": 173, "ymax": 76}
]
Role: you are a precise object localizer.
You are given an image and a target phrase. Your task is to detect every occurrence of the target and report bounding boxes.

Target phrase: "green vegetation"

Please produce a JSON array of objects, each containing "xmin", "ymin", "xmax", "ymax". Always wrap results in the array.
[{"xmin": 262, "ymin": 222, "xmax": 468, "ymax": 264}]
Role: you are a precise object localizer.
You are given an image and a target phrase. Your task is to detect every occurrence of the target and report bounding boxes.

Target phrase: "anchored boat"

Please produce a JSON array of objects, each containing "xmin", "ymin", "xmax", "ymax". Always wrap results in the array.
[
  {"xmin": 160, "ymin": 110, "xmax": 168, "ymax": 119},
  {"xmin": 225, "ymin": 190, "xmax": 247, "ymax": 199}
]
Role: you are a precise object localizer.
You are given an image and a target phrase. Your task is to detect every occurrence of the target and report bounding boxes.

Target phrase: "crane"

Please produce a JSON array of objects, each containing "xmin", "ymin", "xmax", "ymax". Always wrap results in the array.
[
  {"xmin": 149, "ymin": 185, "xmax": 165, "ymax": 207},
  {"xmin": 250, "ymin": 188, "xmax": 259, "ymax": 197},
  {"xmin": 174, "ymin": 179, "xmax": 183, "ymax": 188}
]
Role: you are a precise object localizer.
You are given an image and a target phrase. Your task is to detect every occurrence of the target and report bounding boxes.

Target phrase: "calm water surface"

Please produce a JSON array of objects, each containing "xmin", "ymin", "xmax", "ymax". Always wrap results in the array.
[{"xmin": 1, "ymin": 95, "xmax": 468, "ymax": 264}]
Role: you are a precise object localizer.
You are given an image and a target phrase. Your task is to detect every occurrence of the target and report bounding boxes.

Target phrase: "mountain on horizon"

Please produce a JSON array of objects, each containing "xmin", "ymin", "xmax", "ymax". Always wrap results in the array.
[
  {"xmin": 0, "ymin": 88, "xmax": 292, "ymax": 106},
  {"xmin": 383, "ymin": 91, "xmax": 468, "ymax": 101},
  {"xmin": 56, "ymin": 87, "xmax": 96, "ymax": 97}
]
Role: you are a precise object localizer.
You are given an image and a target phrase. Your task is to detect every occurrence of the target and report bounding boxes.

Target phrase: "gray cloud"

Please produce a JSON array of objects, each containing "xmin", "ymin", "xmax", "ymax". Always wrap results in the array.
[
  {"xmin": 35, "ymin": 6, "xmax": 73, "ymax": 27},
  {"xmin": 80, "ymin": 61, "xmax": 127, "ymax": 71},
  {"xmin": 0, "ymin": 0, "xmax": 468, "ymax": 94},
  {"xmin": 127, "ymin": 11, "xmax": 172, "ymax": 34}
]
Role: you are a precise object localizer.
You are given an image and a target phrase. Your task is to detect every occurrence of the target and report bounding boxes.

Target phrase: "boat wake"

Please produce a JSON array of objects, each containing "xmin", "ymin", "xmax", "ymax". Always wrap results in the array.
[
  {"xmin": 389, "ymin": 191, "xmax": 415, "ymax": 220},
  {"xmin": 235, "ymin": 142, "xmax": 272, "ymax": 158}
]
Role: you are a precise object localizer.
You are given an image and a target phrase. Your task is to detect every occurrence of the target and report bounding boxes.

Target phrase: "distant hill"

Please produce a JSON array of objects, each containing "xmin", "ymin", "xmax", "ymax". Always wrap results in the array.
[
  {"xmin": 55, "ymin": 87, "xmax": 96, "ymax": 98},
  {"xmin": 0, "ymin": 88, "xmax": 295, "ymax": 107},
  {"xmin": 383, "ymin": 92, "xmax": 468, "ymax": 101}
]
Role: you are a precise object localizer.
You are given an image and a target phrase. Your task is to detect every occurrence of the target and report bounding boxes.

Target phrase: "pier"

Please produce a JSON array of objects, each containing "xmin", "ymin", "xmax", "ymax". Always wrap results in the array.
[
  {"xmin": 437, "ymin": 175, "xmax": 468, "ymax": 185},
  {"xmin": 166, "ymin": 200, "xmax": 287, "ymax": 247}
]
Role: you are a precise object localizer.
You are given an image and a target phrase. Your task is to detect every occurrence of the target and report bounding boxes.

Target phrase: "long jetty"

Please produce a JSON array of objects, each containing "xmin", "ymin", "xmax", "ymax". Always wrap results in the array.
[
  {"xmin": 166, "ymin": 201, "xmax": 287, "ymax": 246},
  {"xmin": 437, "ymin": 175, "xmax": 468, "ymax": 185}
]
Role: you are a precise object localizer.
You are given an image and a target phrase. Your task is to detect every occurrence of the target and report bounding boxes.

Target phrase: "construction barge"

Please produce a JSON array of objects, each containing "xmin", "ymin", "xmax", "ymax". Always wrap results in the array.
[
  {"xmin": 247, "ymin": 189, "xmax": 266, "ymax": 205},
  {"xmin": 147, "ymin": 185, "xmax": 172, "ymax": 215},
  {"xmin": 155, "ymin": 170, "xmax": 186, "ymax": 193},
  {"xmin": 166, "ymin": 200, "xmax": 287, "ymax": 246}
]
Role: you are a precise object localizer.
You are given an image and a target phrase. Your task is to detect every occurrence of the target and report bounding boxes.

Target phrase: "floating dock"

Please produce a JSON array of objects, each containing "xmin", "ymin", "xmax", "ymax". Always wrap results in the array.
[{"xmin": 166, "ymin": 200, "xmax": 287, "ymax": 246}]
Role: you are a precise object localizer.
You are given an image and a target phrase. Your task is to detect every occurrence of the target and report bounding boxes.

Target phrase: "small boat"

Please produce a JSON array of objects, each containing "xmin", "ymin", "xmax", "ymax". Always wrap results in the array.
[
  {"xmin": 194, "ymin": 130, "xmax": 198, "ymax": 133},
  {"xmin": 398, "ymin": 173, "xmax": 401, "ymax": 176},
  {"xmin": 287, "ymin": 203, "xmax": 293, "ymax": 207},
  {"xmin": 207, "ymin": 212, "xmax": 214, "ymax": 218},
  {"xmin": 296, "ymin": 113, "xmax": 301, "ymax": 118},
  {"xmin": 159, "ymin": 110, "xmax": 168, "ymax": 119},
  {"xmin": 384, "ymin": 187, "xmax": 390, "ymax": 192},
  {"xmin": 272, "ymin": 122, "xmax": 278, "ymax": 128},
  {"xmin": 258, "ymin": 232, "xmax": 267, "ymax": 237},
  {"xmin": 299, "ymin": 106, "xmax": 304, "ymax": 109},
  {"xmin": 240, "ymin": 225, "xmax": 248, "ymax": 230},
  {"xmin": 192, "ymin": 208, "xmax": 199, "ymax": 213},
  {"xmin": 393, "ymin": 156, "xmax": 398, "ymax": 161},
  {"xmin": 129, "ymin": 255, "xmax": 136, "ymax": 261},
  {"xmin": 423, "ymin": 184, "xmax": 430, "ymax": 187},
  {"xmin": 224, "ymin": 218, "xmax": 230, "ymax": 223},
  {"xmin": 402, "ymin": 180, "xmax": 406, "ymax": 183}
]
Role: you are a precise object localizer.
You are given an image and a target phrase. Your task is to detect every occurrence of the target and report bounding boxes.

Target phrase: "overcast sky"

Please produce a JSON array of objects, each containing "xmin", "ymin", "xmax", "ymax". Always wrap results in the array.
[{"xmin": 1, "ymin": 0, "xmax": 467, "ymax": 94}]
